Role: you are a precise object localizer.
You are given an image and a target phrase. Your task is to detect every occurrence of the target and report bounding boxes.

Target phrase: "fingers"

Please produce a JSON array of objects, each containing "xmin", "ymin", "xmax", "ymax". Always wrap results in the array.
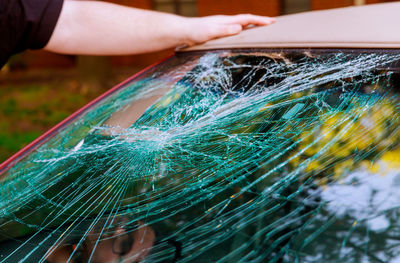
[
  {"xmin": 212, "ymin": 14, "xmax": 275, "ymax": 38},
  {"xmin": 206, "ymin": 24, "xmax": 242, "ymax": 41},
  {"xmin": 226, "ymin": 14, "xmax": 276, "ymax": 26},
  {"xmin": 225, "ymin": 24, "xmax": 243, "ymax": 35},
  {"xmin": 184, "ymin": 14, "xmax": 276, "ymax": 46}
]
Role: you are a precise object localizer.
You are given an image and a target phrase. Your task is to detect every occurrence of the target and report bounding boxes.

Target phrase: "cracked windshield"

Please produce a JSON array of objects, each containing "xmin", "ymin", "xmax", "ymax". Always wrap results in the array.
[{"xmin": 1, "ymin": 50, "xmax": 400, "ymax": 262}]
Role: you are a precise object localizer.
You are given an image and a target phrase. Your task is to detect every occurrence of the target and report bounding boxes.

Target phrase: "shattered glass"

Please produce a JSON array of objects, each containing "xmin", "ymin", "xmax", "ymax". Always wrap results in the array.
[{"xmin": 1, "ymin": 49, "xmax": 400, "ymax": 262}]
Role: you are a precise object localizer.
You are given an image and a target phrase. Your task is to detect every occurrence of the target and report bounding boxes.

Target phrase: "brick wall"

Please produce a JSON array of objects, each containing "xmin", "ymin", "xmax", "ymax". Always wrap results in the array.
[
  {"xmin": 311, "ymin": 0, "xmax": 397, "ymax": 10},
  {"xmin": 18, "ymin": 51, "xmax": 75, "ymax": 69},
  {"xmin": 197, "ymin": 0, "xmax": 282, "ymax": 17},
  {"xmin": 19, "ymin": 0, "xmax": 398, "ymax": 69},
  {"xmin": 21, "ymin": 0, "xmax": 282, "ymax": 69},
  {"xmin": 106, "ymin": 0, "xmax": 152, "ymax": 8},
  {"xmin": 21, "ymin": 0, "xmax": 160, "ymax": 69},
  {"xmin": 311, "ymin": 0, "xmax": 353, "ymax": 10},
  {"xmin": 365, "ymin": 0, "xmax": 399, "ymax": 3}
]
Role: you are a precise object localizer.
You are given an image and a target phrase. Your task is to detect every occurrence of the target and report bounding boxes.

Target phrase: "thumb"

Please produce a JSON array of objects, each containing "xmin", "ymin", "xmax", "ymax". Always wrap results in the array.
[
  {"xmin": 189, "ymin": 23, "xmax": 243, "ymax": 45},
  {"xmin": 225, "ymin": 24, "xmax": 243, "ymax": 35}
]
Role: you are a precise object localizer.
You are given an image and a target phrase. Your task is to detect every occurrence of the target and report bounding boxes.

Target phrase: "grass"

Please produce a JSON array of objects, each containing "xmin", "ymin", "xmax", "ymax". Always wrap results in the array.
[{"xmin": 0, "ymin": 69, "xmax": 135, "ymax": 163}]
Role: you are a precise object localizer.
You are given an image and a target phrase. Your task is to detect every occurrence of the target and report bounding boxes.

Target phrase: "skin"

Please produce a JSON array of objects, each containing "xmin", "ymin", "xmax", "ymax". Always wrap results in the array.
[{"xmin": 44, "ymin": 0, "xmax": 276, "ymax": 55}]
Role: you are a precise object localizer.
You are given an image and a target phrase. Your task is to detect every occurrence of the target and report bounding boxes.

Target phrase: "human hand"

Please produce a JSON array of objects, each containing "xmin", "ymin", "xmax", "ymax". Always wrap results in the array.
[
  {"xmin": 46, "ymin": 1, "xmax": 276, "ymax": 56},
  {"xmin": 182, "ymin": 14, "xmax": 276, "ymax": 46}
]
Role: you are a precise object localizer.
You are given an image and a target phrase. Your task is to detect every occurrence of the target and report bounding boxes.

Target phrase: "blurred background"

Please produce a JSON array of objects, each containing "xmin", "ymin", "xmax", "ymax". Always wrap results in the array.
[{"xmin": 0, "ymin": 0, "xmax": 397, "ymax": 163}]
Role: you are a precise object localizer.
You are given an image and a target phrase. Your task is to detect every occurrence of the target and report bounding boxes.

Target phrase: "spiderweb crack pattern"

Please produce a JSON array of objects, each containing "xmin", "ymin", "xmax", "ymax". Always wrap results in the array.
[{"xmin": 1, "ymin": 50, "xmax": 400, "ymax": 262}]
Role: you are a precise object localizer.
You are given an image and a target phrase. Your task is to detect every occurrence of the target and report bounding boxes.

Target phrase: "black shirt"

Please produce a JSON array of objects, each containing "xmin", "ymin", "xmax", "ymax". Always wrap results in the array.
[{"xmin": 0, "ymin": 0, "xmax": 64, "ymax": 68}]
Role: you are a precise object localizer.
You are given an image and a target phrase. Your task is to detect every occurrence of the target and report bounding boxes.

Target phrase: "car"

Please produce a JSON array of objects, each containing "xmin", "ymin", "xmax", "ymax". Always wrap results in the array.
[{"xmin": 1, "ymin": 3, "xmax": 400, "ymax": 262}]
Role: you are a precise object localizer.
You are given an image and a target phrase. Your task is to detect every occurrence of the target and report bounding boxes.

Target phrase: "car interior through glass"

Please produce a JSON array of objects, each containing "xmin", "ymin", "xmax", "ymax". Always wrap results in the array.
[{"xmin": 1, "ymin": 49, "xmax": 400, "ymax": 262}]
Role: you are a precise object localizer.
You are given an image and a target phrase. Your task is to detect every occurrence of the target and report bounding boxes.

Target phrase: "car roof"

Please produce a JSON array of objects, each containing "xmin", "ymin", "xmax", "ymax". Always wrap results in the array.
[{"xmin": 182, "ymin": 3, "xmax": 400, "ymax": 52}]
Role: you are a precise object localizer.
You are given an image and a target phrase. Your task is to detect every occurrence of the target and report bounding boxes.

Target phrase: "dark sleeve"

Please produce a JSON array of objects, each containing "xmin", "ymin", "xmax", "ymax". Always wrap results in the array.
[{"xmin": 0, "ymin": 0, "xmax": 64, "ymax": 68}]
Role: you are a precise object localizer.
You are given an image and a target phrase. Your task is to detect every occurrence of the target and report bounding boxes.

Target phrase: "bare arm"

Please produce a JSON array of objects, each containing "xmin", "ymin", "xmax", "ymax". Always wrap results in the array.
[{"xmin": 44, "ymin": 0, "xmax": 275, "ymax": 55}]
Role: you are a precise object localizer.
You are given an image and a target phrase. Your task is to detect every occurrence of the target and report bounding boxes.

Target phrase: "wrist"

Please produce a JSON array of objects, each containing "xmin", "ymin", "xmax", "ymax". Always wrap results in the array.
[{"xmin": 172, "ymin": 16, "xmax": 195, "ymax": 47}]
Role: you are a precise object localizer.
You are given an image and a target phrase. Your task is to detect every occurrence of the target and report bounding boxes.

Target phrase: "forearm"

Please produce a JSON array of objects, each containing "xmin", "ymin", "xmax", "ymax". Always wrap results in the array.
[
  {"xmin": 44, "ymin": 1, "xmax": 275, "ymax": 56},
  {"xmin": 45, "ymin": 1, "xmax": 190, "ymax": 55}
]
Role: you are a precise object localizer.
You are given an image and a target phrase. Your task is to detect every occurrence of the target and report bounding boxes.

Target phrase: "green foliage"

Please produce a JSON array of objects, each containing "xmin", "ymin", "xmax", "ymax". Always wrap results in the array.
[{"xmin": 0, "ymin": 81, "xmax": 106, "ymax": 163}]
